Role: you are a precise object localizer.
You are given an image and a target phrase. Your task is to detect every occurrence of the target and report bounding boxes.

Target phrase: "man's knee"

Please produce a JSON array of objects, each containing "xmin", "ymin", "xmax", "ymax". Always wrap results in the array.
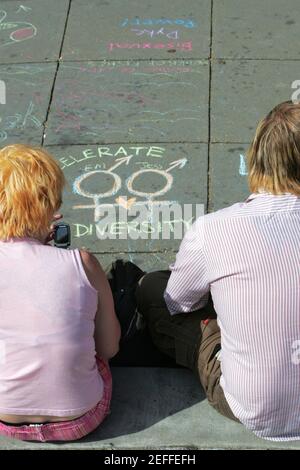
[{"xmin": 135, "ymin": 270, "xmax": 171, "ymax": 313}]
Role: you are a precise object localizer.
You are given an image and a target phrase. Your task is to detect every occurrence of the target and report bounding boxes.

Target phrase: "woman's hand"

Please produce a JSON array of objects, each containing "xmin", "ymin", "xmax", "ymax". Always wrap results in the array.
[{"xmin": 44, "ymin": 213, "xmax": 63, "ymax": 245}]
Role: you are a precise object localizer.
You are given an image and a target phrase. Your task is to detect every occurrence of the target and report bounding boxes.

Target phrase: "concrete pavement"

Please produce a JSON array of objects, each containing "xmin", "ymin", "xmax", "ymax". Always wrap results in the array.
[{"xmin": 0, "ymin": 0, "xmax": 299, "ymax": 449}]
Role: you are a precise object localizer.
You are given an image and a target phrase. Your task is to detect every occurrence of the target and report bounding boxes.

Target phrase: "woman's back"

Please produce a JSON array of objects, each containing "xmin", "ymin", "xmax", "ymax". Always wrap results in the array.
[{"xmin": 0, "ymin": 237, "xmax": 103, "ymax": 419}]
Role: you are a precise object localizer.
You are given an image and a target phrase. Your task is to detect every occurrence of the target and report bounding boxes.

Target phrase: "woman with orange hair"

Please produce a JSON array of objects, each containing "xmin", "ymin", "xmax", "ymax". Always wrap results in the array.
[{"xmin": 0, "ymin": 144, "xmax": 121, "ymax": 442}]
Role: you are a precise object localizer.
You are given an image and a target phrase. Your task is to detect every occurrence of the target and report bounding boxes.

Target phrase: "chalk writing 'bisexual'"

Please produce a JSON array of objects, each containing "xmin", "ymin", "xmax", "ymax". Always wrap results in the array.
[{"xmin": 108, "ymin": 42, "xmax": 192, "ymax": 52}]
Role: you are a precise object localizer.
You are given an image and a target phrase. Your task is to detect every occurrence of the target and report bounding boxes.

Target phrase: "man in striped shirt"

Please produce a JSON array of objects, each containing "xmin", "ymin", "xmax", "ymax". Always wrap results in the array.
[{"xmin": 136, "ymin": 101, "xmax": 300, "ymax": 441}]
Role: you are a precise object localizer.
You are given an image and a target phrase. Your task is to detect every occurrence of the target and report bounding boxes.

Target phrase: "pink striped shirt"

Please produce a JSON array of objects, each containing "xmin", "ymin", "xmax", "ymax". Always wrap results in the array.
[{"xmin": 165, "ymin": 192, "xmax": 300, "ymax": 441}]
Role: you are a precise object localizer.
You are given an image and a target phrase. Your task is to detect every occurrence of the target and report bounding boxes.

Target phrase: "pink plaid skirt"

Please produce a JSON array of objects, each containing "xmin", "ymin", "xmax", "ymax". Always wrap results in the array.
[{"xmin": 0, "ymin": 357, "xmax": 112, "ymax": 442}]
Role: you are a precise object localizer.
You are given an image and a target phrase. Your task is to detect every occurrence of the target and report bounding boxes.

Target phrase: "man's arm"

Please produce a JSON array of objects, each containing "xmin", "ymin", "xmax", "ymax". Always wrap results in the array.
[{"xmin": 164, "ymin": 217, "xmax": 210, "ymax": 314}]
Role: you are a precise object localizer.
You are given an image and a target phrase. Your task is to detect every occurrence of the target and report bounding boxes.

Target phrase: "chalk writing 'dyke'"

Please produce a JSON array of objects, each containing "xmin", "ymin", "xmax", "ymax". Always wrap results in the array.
[
  {"xmin": 0, "ymin": 100, "xmax": 42, "ymax": 143},
  {"xmin": 131, "ymin": 28, "xmax": 179, "ymax": 40}
]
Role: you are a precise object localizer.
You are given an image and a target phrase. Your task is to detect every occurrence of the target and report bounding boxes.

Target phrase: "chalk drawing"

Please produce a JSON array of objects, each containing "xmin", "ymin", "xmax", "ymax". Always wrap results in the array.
[
  {"xmin": 1, "ymin": 65, "xmax": 51, "ymax": 75},
  {"xmin": 0, "ymin": 100, "xmax": 42, "ymax": 143},
  {"xmin": 91, "ymin": 80, "xmax": 198, "ymax": 90},
  {"xmin": 0, "ymin": 10, "xmax": 37, "ymax": 48},
  {"xmin": 126, "ymin": 159, "xmax": 186, "ymax": 199},
  {"xmin": 73, "ymin": 156, "xmax": 132, "ymax": 200},
  {"xmin": 71, "ymin": 152, "xmax": 187, "ymax": 221},
  {"xmin": 239, "ymin": 154, "xmax": 248, "ymax": 176},
  {"xmin": 135, "ymin": 162, "xmax": 163, "ymax": 170},
  {"xmin": 133, "ymin": 70, "xmax": 203, "ymax": 76},
  {"xmin": 131, "ymin": 28, "xmax": 179, "ymax": 40},
  {"xmin": 166, "ymin": 159, "xmax": 187, "ymax": 172},
  {"xmin": 52, "ymin": 62, "xmax": 202, "ymax": 143},
  {"xmin": 17, "ymin": 5, "xmax": 32, "ymax": 13},
  {"xmin": 120, "ymin": 18, "xmax": 197, "ymax": 29},
  {"xmin": 73, "ymin": 170, "xmax": 122, "ymax": 199},
  {"xmin": 127, "ymin": 169, "xmax": 173, "ymax": 198},
  {"xmin": 129, "ymin": 80, "xmax": 199, "ymax": 89},
  {"xmin": 0, "ymin": 130, "xmax": 7, "ymax": 143},
  {"xmin": 108, "ymin": 42, "xmax": 192, "ymax": 52},
  {"xmin": 0, "ymin": 80, "xmax": 6, "ymax": 104}
]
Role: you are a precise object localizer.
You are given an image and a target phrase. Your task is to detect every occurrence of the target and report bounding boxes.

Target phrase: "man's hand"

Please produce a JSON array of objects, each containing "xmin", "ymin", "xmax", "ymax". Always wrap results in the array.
[{"xmin": 44, "ymin": 213, "xmax": 63, "ymax": 245}]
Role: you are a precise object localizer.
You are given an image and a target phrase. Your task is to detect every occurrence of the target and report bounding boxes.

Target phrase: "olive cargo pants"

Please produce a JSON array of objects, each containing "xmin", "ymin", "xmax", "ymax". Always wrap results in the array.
[{"xmin": 135, "ymin": 270, "xmax": 239, "ymax": 422}]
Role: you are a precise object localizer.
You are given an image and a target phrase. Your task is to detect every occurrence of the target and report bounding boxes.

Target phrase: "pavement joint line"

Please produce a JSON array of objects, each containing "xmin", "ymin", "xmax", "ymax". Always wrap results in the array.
[
  {"xmin": 211, "ymin": 141, "xmax": 251, "ymax": 144},
  {"xmin": 207, "ymin": 0, "xmax": 214, "ymax": 214},
  {"xmin": 212, "ymin": 57, "xmax": 300, "ymax": 62},
  {"xmin": 1, "ymin": 58, "xmax": 299, "ymax": 67},
  {"xmin": 41, "ymin": 0, "xmax": 72, "ymax": 147},
  {"xmin": 59, "ymin": 58, "xmax": 210, "ymax": 63},
  {"xmin": 56, "ymin": 58, "xmax": 300, "ymax": 63},
  {"xmin": 93, "ymin": 251, "xmax": 178, "ymax": 255},
  {"xmin": 44, "ymin": 141, "xmax": 210, "ymax": 146},
  {"xmin": 45, "ymin": 141, "xmax": 251, "ymax": 147},
  {"xmin": 0, "ymin": 60, "xmax": 59, "ymax": 66}
]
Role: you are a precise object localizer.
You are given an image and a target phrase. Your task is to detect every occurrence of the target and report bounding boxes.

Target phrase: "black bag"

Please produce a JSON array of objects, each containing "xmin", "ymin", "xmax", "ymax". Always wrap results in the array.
[{"xmin": 106, "ymin": 259, "xmax": 146, "ymax": 343}]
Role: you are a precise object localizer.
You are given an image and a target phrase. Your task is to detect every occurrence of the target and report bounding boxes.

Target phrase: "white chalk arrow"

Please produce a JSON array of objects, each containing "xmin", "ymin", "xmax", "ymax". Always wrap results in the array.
[
  {"xmin": 108, "ymin": 155, "xmax": 133, "ymax": 172},
  {"xmin": 166, "ymin": 158, "xmax": 187, "ymax": 172},
  {"xmin": 17, "ymin": 5, "xmax": 32, "ymax": 13}
]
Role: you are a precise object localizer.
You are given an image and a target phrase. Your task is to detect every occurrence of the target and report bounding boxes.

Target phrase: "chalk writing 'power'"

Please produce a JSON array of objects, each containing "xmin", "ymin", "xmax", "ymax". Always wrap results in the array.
[{"xmin": 120, "ymin": 18, "xmax": 197, "ymax": 28}]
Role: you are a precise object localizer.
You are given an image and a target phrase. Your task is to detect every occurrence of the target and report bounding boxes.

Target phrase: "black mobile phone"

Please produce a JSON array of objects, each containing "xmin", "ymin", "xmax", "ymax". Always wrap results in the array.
[{"xmin": 54, "ymin": 223, "xmax": 71, "ymax": 249}]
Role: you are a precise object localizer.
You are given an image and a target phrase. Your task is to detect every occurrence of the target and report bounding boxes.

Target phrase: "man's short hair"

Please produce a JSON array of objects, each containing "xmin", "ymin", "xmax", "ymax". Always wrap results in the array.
[
  {"xmin": 247, "ymin": 101, "xmax": 300, "ymax": 195},
  {"xmin": 0, "ymin": 144, "xmax": 65, "ymax": 239}
]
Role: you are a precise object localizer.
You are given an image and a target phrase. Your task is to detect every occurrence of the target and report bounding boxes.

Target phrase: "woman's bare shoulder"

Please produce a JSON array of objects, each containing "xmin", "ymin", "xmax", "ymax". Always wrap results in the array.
[{"xmin": 78, "ymin": 249, "xmax": 106, "ymax": 290}]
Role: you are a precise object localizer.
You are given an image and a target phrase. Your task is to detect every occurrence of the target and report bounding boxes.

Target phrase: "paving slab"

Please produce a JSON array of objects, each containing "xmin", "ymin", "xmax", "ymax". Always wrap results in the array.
[
  {"xmin": 62, "ymin": 0, "xmax": 210, "ymax": 61},
  {"xmin": 46, "ymin": 143, "xmax": 207, "ymax": 252},
  {"xmin": 45, "ymin": 59, "xmax": 209, "ymax": 145},
  {"xmin": 96, "ymin": 251, "xmax": 175, "ymax": 273},
  {"xmin": 1, "ymin": 367, "xmax": 300, "ymax": 450},
  {"xmin": 213, "ymin": 0, "xmax": 300, "ymax": 59},
  {"xmin": 211, "ymin": 60, "xmax": 299, "ymax": 143},
  {"xmin": 209, "ymin": 144, "xmax": 249, "ymax": 212},
  {"xmin": 0, "ymin": 63, "xmax": 57, "ymax": 146},
  {"xmin": 0, "ymin": 0, "xmax": 69, "ymax": 63}
]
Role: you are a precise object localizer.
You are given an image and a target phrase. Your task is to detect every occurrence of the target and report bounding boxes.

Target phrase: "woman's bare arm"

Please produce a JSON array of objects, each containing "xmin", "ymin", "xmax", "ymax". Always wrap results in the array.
[{"xmin": 80, "ymin": 250, "xmax": 121, "ymax": 359}]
